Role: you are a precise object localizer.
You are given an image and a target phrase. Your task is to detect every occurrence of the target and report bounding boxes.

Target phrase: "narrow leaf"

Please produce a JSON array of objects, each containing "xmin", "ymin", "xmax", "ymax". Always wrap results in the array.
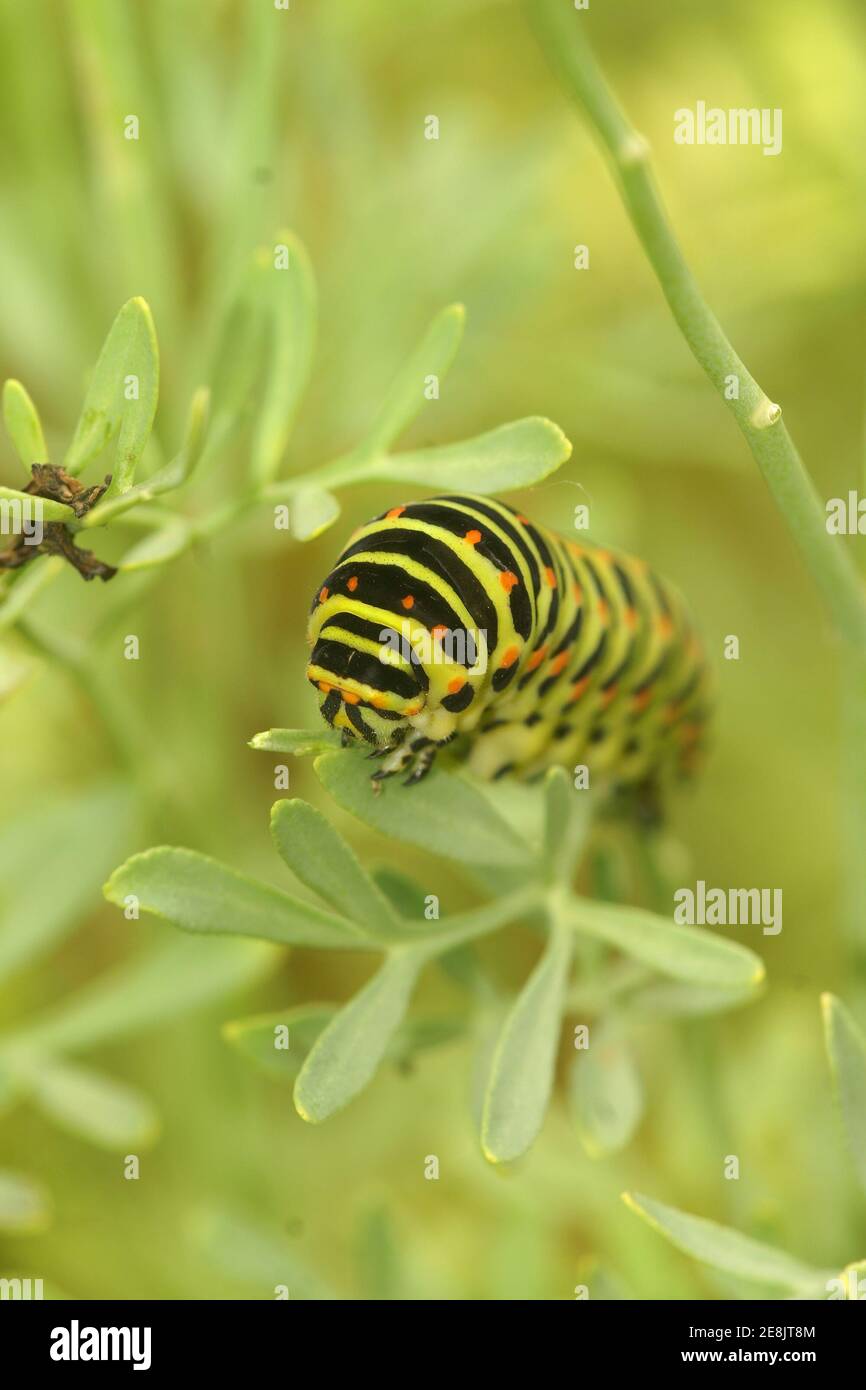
[
  {"xmin": 65, "ymin": 298, "xmax": 159, "ymax": 490},
  {"xmin": 623, "ymin": 1192, "xmax": 832, "ymax": 1295},
  {"xmin": 570, "ymin": 1020, "xmax": 643, "ymax": 1156},
  {"xmin": 119, "ymin": 513, "xmax": 191, "ymax": 570},
  {"xmin": 189, "ymin": 1207, "xmax": 338, "ymax": 1299},
  {"xmin": 223, "ymin": 1006, "xmax": 335, "ymax": 1081},
  {"xmin": 250, "ymin": 726, "xmax": 344, "ymax": 756},
  {"xmin": 360, "ymin": 303, "xmax": 465, "ymax": 457},
  {"xmin": 294, "ymin": 952, "xmax": 424, "ymax": 1122},
  {"xmin": 3, "ymin": 380, "xmax": 47, "ymax": 471},
  {"xmin": 822, "ymin": 993, "xmax": 866, "ymax": 1197},
  {"xmin": 567, "ymin": 898, "xmax": 765, "ymax": 989},
  {"xmin": 314, "ymin": 749, "xmax": 533, "ymax": 870},
  {"xmin": 270, "ymin": 799, "xmax": 399, "ymax": 938},
  {"xmin": 2, "ymin": 937, "xmax": 275, "ymax": 1057},
  {"xmin": 288, "ymin": 486, "xmax": 340, "ymax": 540},
  {"xmin": 29, "ymin": 1060, "xmax": 159, "ymax": 1151},
  {"xmin": 104, "ymin": 847, "xmax": 367, "ymax": 950},
  {"xmin": 481, "ymin": 925, "xmax": 572, "ymax": 1163},
  {"xmin": 0, "ymin": 486, "xmax": 73, "ymax": 524},
  {"xmin": 0, "ymin": 783, "xmax": 136, "ymax": 985},
  {"xmin": 250, "ymin": 231, "xmax": 316, "ymax": 485},
  {"xmin": 372, "ymin": 416, "xmax": 571, "ymax": 493},
  {"xmin": 82, "ymin": 386, "xmax": 210, "ymax": 528}
]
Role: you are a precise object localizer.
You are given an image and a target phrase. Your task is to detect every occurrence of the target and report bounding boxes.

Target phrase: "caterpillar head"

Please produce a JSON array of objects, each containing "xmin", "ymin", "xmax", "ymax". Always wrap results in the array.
[{"xmin": 306, "ymin": 599, "xmax": 427, "ymax": 748}]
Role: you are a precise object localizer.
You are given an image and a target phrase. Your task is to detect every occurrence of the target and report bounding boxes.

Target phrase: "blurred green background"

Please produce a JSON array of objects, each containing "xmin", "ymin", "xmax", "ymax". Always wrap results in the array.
[{"xmin": 1, "ymin": 0, "xmax": 864, "ymax": 1299}]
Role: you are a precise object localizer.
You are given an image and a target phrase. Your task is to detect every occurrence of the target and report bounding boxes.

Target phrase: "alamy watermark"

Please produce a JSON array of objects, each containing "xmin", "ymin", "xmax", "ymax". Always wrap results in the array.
[
  {"xmin": 674, "ymin": 102, "xmax": 782, "ymax": 157},
  {"xmin": 0, "ymin": 495, "xmax": 44, "ymax": 546},
  {"xmin": 379, "ymin": 622, "xmax": 488, "ymax": 674},
  {"xmin": 674, "ymin": 880, "xmax": 782, "ymax": 936}
]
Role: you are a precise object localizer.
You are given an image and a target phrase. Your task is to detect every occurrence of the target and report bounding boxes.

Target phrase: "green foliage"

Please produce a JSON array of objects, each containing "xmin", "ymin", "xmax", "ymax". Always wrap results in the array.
[
  {"xmin": 106, "ymin": 748, "xmax": 765, "ymax": 1162},
  {"xmin": 621, "ymin": 994, "xmax": 866, "ymax": 1294}
]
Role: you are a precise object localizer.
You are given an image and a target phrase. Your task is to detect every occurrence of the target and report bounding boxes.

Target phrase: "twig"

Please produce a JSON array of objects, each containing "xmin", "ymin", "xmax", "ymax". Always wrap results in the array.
[{"xmin": 530, "ymin": 0, "xmax": 866, "ymax": 649}]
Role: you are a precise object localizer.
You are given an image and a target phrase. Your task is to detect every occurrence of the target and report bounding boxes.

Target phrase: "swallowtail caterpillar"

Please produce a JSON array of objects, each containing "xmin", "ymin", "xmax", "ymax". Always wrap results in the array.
[{"xmin": 307, "ymin": 494, "xmax": 710, "ymax": 793}]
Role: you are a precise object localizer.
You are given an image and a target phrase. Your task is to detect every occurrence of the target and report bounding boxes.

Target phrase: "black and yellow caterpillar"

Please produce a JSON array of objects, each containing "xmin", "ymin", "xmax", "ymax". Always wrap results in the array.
[{"xmin": 307, "ymin": 494, "xmax": 710, "ymax": 789}]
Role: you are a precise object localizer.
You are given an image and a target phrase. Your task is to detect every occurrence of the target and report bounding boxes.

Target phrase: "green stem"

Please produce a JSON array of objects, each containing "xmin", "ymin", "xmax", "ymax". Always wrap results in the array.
[{"xmin": 531, "ymin": 0, "xmax": 866, "ymax": 649}]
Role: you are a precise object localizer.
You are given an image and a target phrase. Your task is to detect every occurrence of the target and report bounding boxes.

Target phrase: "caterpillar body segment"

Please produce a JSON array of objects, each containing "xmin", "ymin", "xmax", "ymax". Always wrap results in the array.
[{"xmin": 307, "ymin": 494, "xmax": 710, "ymax": 790}]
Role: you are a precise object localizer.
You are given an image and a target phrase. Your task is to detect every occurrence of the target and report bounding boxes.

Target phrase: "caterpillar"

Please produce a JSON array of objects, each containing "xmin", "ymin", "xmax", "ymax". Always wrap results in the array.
[{"xmin": 307, "ymin": 493, "xmax": 710, "ymax": 792}]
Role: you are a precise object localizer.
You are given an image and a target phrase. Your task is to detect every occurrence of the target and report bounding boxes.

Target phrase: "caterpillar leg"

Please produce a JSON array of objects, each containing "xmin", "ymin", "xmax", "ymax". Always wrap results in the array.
[{"xmin": 371, "ymin": 734, "xmax": 436, "ymax": 791}]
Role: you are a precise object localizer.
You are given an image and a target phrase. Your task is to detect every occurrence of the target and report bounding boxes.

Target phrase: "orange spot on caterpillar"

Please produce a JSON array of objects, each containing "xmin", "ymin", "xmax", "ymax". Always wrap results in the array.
[
  {"xmin": 431, "ymin": 624, "xmax": 448, "ymax": 640},
  {"xmin": 405, "ymin": 704, "xmax": 422, "ymax": 716},
  {"xmin": 371, "ymin": 695, "xmax": 389, "ymax": 709},
  {"xmin": 500, "ymin": 645, "xmax": 519, "ymax": 668},
  {"xmin": 464, "ymin": 529, "xmax": 482, "ymax": 545},
  {"xmin": 527, "ymin": 646, "xmax": 547, "ymax": 671},
  {"xmin": 318, "ymin": 682, "xmax": 332, "ymax": 693},
  {"xmin": 318, "ymin": 587, "xmax": 329, "ymax": 603},
  {"xmin": 347, "ymin": 576, "xmax": 358, "ymax": 592},
  {"xmin": 597, "ymin": 599, "xmax": 609, "ymax": 623},
  {"xmin": 632, "ymin": 688, "xmax": 652, "ymax": 712},
  {"xmin": 573, "ymin": 583, "xmax": 583, "ymax": 602},
  {"xmin": 387, "ymin": 505, "xmax": 406, "ymax": 519},
  {"xmin": 447, "ymin": 676, "xmax": 465, "ymax": 694},
  {"xmin": 500, "ymin": 571, "xmax": 519, "ymax": 593},
  {"xmin": 658, "ymin": 614, "xmax": 674, "ymax": 639},
  {"xmin": 549, "ymin": 652, "xmax": 569, "ymax": 676},
  {"xmin": 570, "ymin": 677, "xmax": 590, "ymax": 702},
  {"xmin": 624, "ymin": 606, "xmax": 637, "ymax": 631},
  {"xmin": 545, "ymin": 566, "xmax": 557, "ymax": 588},
  {"xmin": 401, "ymin": 595, "xmax": 415, "ymax": 610},
  {"xmin": 601, "ymin": 684, "xmax": 618, "ymax": 708},
  {"xmin": 517, "ymin": 514, "xmax": 529, "ymax": 524},
  {"xmin": 342, "ymin": 691, "xmax": 360, "ymax": 705}
]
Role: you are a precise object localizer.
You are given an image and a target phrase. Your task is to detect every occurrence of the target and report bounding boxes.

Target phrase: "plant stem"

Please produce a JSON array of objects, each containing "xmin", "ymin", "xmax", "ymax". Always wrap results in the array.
[{"xmin": 530, "ymin": 0, "xmax": 866, "ymax": 649}]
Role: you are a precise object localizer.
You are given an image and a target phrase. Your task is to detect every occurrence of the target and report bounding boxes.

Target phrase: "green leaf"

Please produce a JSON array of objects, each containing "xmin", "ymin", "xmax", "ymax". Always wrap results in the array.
[
  {"xmin": 371, "ymin": 866, "xmax": 428, "ymax": 919},
  {"xmin": 2, "ymin": 936, "xmax": 274, "ymax": 1057},
  {"xmin": 481, "ymin": 925, "xmax": 572, "ymax": 1163},
  {"xmin": 314, "ymin": 749, "xmax": 533, "ymax": 870},
  {"xmin": 359, "ymin": 303, "xmax": 465, "ymax": 457},
  {"xmin": 223, "ymin": 1005, "xmax": 335, "ymax": 1081},
  {"xmin": 287, "ymin": 486, "xmax": 340, "ymax": 541},
  {"xmin": 294, "ymin": 951, "xmax": 424, "ymax": 1122},
  {"xmin": 567, "ymin": 898, "xmax": 765, "ymax": 989},
  {"xmin": 207, "ymin": 259, "xmax": 269, "ymax": 454},
  {"xmin": 2, "ymin": 380, "xmax": 47, "ymax": 472},
  {"xmin": 629, "ymin": 979, "xmax": 762, "ymax": 1017},
  {"xmin": 622, "ymin": 1192, "xmax": 832, "ymax": 1295},
  {"xmin": 0, "ymin": 783, "xmax": 137, "ymax": 985},
  {"xmin": 270, "ymin": 799, "xmax": 399, "ymax": 939},
  {"xmin": 28, "ymin": 1060, "xmax": 159, "ymax": 1150},
  {"xmin": 82, "ymin": 386, "xmax": 210, "ymax": 528},
  {"xmin": 249, "ymin": 726, "xmax": 344, "ymax": 756},
  {"xmin": 104, "ymin": 847, "xmax": 368, "ymax": 950},
  {"xmin": 118, "ymin": 513, "xmax": 191, "ymax": 570},
  {"xmin": 189, "ymin": 1207, "xmax": 338, "ymax": 1299},
  {"xmin": 0, "ymin": 558, "xmax": 65, "ymax": 631},
  {"xmin": 65, "ymin": 298, "xmax": 159, "ymax": 491},
  {"xmin": 0, "ymin": 486, "xmax": 73, "ymax": 524},
  {"xmin": 822, "ymin": 993, "xmax": 866, "ymax": 1197},
  {"xmin": 372, "ymin": 416, "xmax": 572, "ymax": 493},
  {"xmin": 542, "ymin": 766, "xmax": 588, "ymax": 880},
  {"xmin": 250, "ymin": 231, "xmax": 316, "ymax": 486},
  {"xmin": 225, "ymin": 1004, "xmax": 466, "ymax": 1083},
  {"xmin": 0, "ymin": 1170, "xmax": 50, "ymax": 1234},
  {"xmin": 357, "ymin": 1203, "xmax": 401, "ymax": 1301},
  {"xmin": 570, "ymin": 1020, "xmax": 643, "ymax": 1157}
]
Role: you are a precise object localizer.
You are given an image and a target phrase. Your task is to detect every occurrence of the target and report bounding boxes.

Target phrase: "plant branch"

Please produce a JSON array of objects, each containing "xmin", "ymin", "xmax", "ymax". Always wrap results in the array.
[{"xmin": 530, "ymin": 0, "xmax": 866, "ymax": 649}]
